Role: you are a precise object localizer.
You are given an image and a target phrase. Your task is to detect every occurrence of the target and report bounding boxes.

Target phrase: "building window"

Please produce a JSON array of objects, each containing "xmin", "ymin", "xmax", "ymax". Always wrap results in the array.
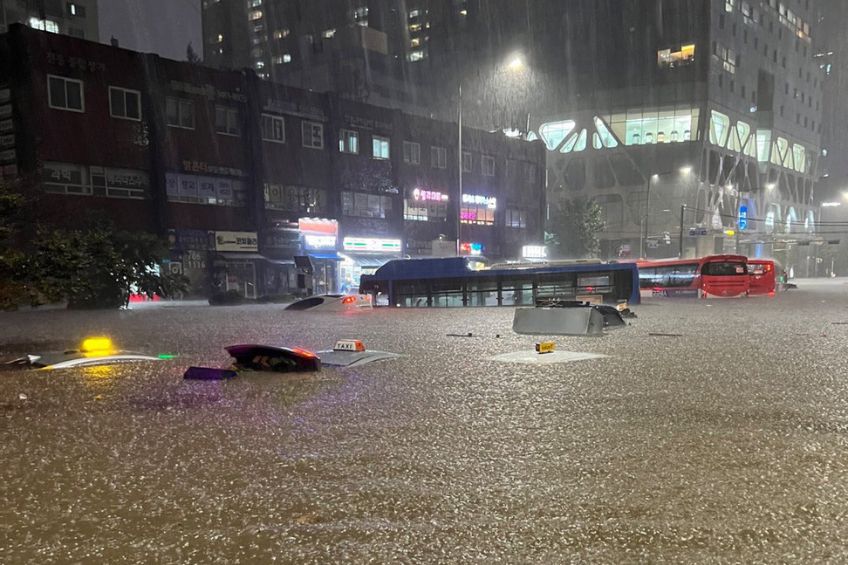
[
  {"xmin": 108, "ymin": 86, "xmax": 141, "ymax": 121},
  {"xmin": 506, "ymin": 208, "xmax": 527, "ymax": 229},
  {"xmin": 248, "ymin": 9, "xmax": 263, "ymax": 21},
  {"xmin": 43, "ymin": 162, "xmax": 90, "ymax": 195},
  {"xmin": 322, "ymin": 29, "xmax": 336, "ymax": 39},
  {"xmin": 67, "ymin": 3, "xmax": 86, "ymax": 17},
  {"xmin": 166, "ymin": 173, "xmax": 247, "ymax": 207},
  {"xmin": 404, "ymin": 189, "xmax": 449, "ymax": 221},
  {"xmin": 482, "ymin": 155, "xmax": 495, "ymax": 176},
  {"xmin": 28, "ymin": 17, "xmax": 59, "ymax": 33},
  {"xmin": 91, "ymin": 166, "xmax": 150, "ymax": 199},
  {"xmin": 273, "ymin": 29, "xmax": 290, "ymax": 39},
  {"xmin": 407, "ymin": 50, "xmax": 426, "ymax": 62},
  {"xmin": 461, "ymin": 196, "xmax": 496, "ymax": 225},
  {"xmin": 657, "ymin": 43, "xmax": 695, "ymax": 69},
  {"xmin": 261, "ymin": 114, "xmax": 285, "ymax": 143},
  {"xmin": 714, "ymin": 44, "xmax": 736, "ymax": 74},
  {"xmin": 372, "ymin": 135, "xmax": 390, "ymax": 159},
  {"xmin": 166, "ymin": 97, "xmax": 195, "ymax": 129},
  {"xmin": 302, "ymin": 121, "xmax": 324, "ymax": 149},
  {"xmin": 431, "ymin": 146, "xmax": 447, "ymax": 168},
  {"xmin": 214, "ymin": 105, "xmax": 240, "ymax": 136},
  {"xmin": 342, "ymin": 191, "xmax": 393, "ymax": 219},
  {"xmin": 403, "ymin": 141, "xmax": 421, "ymax": 164},
  {"xmin": 462, "ymin": 151, "xmax": 472, "ymax": 172},
  {"xmin": 47, "ymin": 75, "xmax": 84, "ymax": 112},
  {"xmin": 264, "ymin": 184, "xmax": 326, "ymax": 214},
  {"xmin": 339, "ymin": 129, "xmax": 359, "ymax": 154}
]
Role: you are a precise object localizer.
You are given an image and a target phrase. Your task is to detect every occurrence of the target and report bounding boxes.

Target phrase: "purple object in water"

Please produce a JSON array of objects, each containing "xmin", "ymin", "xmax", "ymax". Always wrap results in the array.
[{"xmin": 184, "ymin": 366, "xmax": 237, "ymax": 380}]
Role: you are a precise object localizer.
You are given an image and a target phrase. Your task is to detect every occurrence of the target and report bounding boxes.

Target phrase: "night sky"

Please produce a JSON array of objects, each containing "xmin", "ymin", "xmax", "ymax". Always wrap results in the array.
[{"xmin": 98, "ymin": 0, "xmax": 203, "ymax": 62}]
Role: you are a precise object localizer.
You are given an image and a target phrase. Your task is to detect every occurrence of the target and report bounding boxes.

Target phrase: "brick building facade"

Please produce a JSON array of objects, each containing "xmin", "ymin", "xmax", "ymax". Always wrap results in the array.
[{"xmin": 0, "ymin": 24, "xmax": 546, "ymax": 298}]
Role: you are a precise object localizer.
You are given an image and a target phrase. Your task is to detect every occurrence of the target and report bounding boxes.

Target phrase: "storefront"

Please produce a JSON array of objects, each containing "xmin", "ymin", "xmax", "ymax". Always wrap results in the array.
[
  {"xmin": 299, "ymin": 218, "xmax": 341, "ymax": 294},
  {"xmin": 210, "ymin": 231, "xmax": 260, "ymax": 298},
  {"xmin": 339, "ymin": 236, "xmax": 404, "ymax": 292}
]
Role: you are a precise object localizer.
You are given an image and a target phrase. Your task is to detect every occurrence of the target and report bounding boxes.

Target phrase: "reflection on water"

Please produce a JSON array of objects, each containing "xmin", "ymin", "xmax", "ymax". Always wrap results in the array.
[{"xmin": 80, "ymin": 364, "xmax": 117, "ymax": 389}]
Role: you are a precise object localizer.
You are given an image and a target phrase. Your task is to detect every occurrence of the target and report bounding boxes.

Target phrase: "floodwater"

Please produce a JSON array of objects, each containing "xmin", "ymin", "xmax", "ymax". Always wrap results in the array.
[{"xmin": 3, "ymin": 281, "xmax": 848, "ymax": 563}]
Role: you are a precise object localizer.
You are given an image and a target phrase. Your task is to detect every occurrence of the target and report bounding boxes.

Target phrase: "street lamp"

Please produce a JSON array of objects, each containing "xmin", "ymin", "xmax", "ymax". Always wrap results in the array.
[
  {"xmin": 457, "ymin": 51, "xmax": 527, "ymax": 256},
  {"xmin": 642, "ymin": 167, "xmax": 691, "ymax": 259}
]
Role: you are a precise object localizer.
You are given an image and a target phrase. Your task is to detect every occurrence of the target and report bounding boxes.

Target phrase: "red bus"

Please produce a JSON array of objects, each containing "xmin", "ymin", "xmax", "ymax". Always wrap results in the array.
[
  {"xmin": 748, "ymin": 259, "xmax": 777, "ymax": 296},
  {"xmin": 637, "ymin": 255, "xmax": 751, "ymax": 298}
]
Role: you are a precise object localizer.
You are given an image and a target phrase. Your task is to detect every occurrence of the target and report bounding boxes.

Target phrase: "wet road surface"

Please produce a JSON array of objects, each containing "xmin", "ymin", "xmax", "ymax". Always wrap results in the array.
[{"xmin": 2, "ymin": 280, "xmax": 848, "ymax": 563}]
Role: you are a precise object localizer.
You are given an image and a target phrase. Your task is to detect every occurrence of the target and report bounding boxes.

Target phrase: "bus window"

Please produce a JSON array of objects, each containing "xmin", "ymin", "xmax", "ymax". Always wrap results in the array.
[
  {"xmin": 702, "ymin": 261, "xmax": 747, "ymax": 276},
  {"xmin": 502, "ymin": 281, "xmax": 533, "ymax": 306},
  {"xmin": 657, "ymin": 264, "xmax": 697, "ymax": 287},
  {"xmin": 639, "ymin": 268, "xmax": 658, "ymax": 289},
  {"xmin": 467, "ymin": 281, "xmax": 499, "ymax": 306}
]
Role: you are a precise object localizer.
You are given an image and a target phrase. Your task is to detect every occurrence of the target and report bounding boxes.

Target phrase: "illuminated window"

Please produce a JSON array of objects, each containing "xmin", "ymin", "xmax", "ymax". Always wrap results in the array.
[
  {"xmin": 67, "ymin": 3, "xmax": 86, "ymax": 17},
  {"xmin": 373, "ymin": 135, "xmax": 390, "ymax": 160},
  {"xmin": 725, "ymin": 0, "xmax": 735, "ymax": 12},
  {"xmin": 461, "ymin": 195, "xmax": 496, "ymax": 225},
  {"xmin": 611, "ymin": 108, "xmax": 698, "ymax": 146},
  {"xmin": 793, "ymin": 144, "xmax": 806, "ymax": 173},
  {"xmin": 709, "ymin": 110, "xmax": 730, "ymax": 147},
  {"xmin": 657, "ymin": 43, "xmax": 695, "ymax": 69},
  {"xmin": 282, "ymin": 53, "xmax": 292, "ymax": 63},
  {"xmin": 339, "ymin": 129, "xmax": 359, "ymax": 154},
  {"xmin": 249, "ymin": 0, "xmax": 262, "ymax": 6},
  {"xmin": 592, "ymin": 116, "xmax": 619, "ymax": 149},
  {"xmin": 215, "ymin": 33, "xmax": 224, "ymax": 43},
  {"xmin": 404, "ymin": 189, "xmax": 448, "ymax": 221},
  {"xmin": 407, "ymin": 50, "xmax": 426, "ymax": 62},
  {"xmin": 273, "ymin": 29, "xmax": 290, "ymax": 39},
  {"xmin": 322, "ymin": 29, "xmax": 336, "ymax": 39},
  {"xmin": 249, "ymin": 10, "xmax": 263, "ymax": 21},
  {"xmin": 29, "ymin": 17, "xmax": 59, "ymax": 33},
  {"xmin": 538, "ymin": 120, "xmax": 576, "ymax": 151},
  {"xmin": 409, "ymin": 23, "xmax": 422, "ymax": 32},
  {"xmin": 561, "ymin": 129, "xmax": 587, "ymax": 153}
]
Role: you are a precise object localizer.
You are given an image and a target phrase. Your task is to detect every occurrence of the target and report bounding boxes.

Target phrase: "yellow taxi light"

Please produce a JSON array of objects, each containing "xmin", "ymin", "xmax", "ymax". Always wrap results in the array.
[
  {"xmin": 535, "ymin": 341, "xmax": 556, "ymax": 355},
  {"xmin": 80, "ymin": 336, "xmax": 117, "ymax": 357}
]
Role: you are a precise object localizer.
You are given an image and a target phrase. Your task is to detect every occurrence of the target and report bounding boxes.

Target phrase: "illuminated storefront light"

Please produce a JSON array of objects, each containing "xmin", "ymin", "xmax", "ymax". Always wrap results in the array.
[{"xmin": 343, "ymin": 237, "xmax": 402, "ymax": 253}]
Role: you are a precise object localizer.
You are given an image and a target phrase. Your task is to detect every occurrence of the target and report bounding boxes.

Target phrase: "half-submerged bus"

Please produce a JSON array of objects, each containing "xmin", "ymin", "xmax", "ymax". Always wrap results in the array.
[
  {"xmin": 637, "ymin": 255, "xmax": 751, "ymax": 298},
  {"xmin": 359, "ymin": 257, "xmax": 640, "ymax": 307}
]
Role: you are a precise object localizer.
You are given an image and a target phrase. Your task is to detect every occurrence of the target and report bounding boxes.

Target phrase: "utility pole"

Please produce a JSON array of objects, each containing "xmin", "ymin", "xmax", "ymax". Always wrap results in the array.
[
  {"xmin": 679, "ymin": 204, "xmax": 686, "ymax": 258},
  {"xmin": 456, "ymin": 83, "xmax": 462, "ymax": 257}
]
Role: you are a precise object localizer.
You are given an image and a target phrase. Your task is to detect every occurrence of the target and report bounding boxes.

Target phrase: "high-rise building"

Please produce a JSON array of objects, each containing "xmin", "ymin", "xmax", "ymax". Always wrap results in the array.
[
  {"xmin": 204, "ymin": 1, "xmax": 824, "ymax": 265},
  {"xmin": 0, "ymin": 0, "xmax": 99, "ymax": 41}
]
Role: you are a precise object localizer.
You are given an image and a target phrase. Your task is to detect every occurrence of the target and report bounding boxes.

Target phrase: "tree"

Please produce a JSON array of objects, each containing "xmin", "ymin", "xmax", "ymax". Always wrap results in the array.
[
  {"xmin": 17, "ymin": 223, "xmax": 188, "ymax": 309},
  {"xmin": 546, "ymin": 194, "xmax": 603, "ymax": 259},
  {"xmin": 186, "ymin": 42, "xmax": 201, "ymax": 64}
]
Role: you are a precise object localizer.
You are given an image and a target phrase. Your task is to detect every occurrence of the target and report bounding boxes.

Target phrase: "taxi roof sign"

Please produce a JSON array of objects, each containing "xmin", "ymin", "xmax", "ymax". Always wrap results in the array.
[{"xmin": 333, "ymin": 339, "xmax": 366, "ymax": 352}]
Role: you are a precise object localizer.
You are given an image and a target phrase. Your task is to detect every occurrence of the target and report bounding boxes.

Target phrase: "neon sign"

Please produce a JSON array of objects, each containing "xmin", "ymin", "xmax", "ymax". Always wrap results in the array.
[
  {"xmin": 413, "ymin": 188, "xmax": 449, "ymax": 202},
  {"xmin": 522, "ymin": 245, "xmax": 547, "ymax": 259},
  {"xmin": 462, "ymin": 194, "xmax": 497, "ymax": 209},
  {"xmin": 460, "ymin": 242, "xmax": 484, "ymax": 256},
  {"xmin": 343, "ymin": 237, "xmax": 402, "ymax": 253}
]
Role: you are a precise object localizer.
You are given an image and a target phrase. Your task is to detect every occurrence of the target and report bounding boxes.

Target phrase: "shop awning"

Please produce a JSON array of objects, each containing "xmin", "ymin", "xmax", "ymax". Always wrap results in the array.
[
  {"xmin": 308, "ymin": 252, "xmax": 342, "ymax": 261},
  {"xmin": 217, "ymin": 252, "xmax": 267, "ymax": 261},
  {"xmin": 343, "ymin": 253, "xmax": 402, "ymax": 267},
  {"xmin": 265, "ymin": 258, "xmax": 295, "ymax": 266}
]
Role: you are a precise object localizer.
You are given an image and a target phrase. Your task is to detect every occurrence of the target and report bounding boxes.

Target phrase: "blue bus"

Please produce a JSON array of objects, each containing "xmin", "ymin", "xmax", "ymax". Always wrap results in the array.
[{"xmin": 359, "ymin": 257, "xmax": 640, "ymax": 307}]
